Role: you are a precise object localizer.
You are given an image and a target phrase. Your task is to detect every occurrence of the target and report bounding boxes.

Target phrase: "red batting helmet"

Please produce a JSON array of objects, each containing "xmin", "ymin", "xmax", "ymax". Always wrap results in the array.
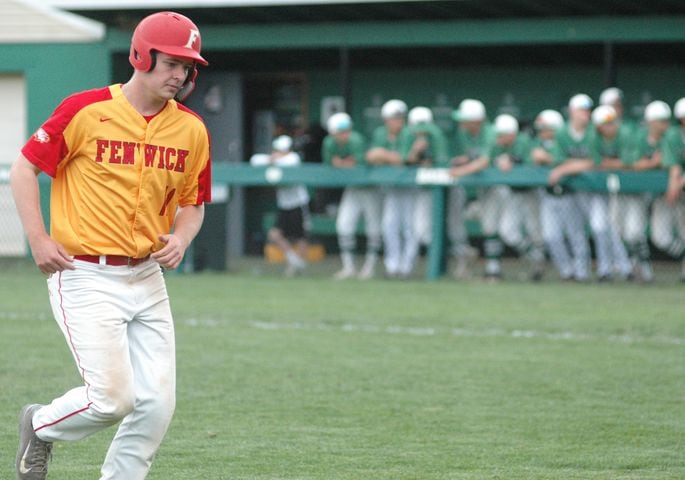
[{"xmin": 129, "ymin": 11, "xmax": 208, "ymax": 72}]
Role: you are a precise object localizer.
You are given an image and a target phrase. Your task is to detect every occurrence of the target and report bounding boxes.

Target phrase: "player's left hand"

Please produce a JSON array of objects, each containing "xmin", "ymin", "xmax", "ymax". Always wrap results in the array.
[
  {"xmin": 448, "ymin": 166, "xmax": 462, "ymax": 178},
  {"xmin": 548, "ymin": 169, "xmax": 563, "ymax": 186},
  {"xmin": 151, "ymin": 234, "xmax": 188, "ymax": 269}
]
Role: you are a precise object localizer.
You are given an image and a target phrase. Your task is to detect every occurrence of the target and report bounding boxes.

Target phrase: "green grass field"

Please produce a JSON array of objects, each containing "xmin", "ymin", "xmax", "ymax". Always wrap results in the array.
[{"xmin": 1, "ymin": 259, "xmax": 684, "ymax": 479}]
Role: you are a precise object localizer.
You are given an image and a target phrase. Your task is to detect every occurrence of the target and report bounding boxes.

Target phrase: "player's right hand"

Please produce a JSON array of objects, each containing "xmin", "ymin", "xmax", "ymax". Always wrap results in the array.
[
  {"xmin": 29, "ymin": 234, "xmax": 75, "ymax": 275},
  {"xmin": 531, "ymin": 148, "xmax": 551, "ymax": 165},
  {"xmin": 412, "ymin": 137, "xmax": 429, "ymax": 152},
  {"xmin": 496, "ymin": 154, "xmax": 512, "ymax": 172},
  {"xmin": 665, "ymin": 184, "xmax": 682, "ymax": 206}
]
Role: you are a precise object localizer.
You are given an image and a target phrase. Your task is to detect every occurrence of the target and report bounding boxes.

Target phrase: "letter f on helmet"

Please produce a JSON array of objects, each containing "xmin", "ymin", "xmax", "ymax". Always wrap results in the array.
[
  {"xmin": 129, "ymin": 11, "xmax": 208, "ymax": 101},
  {"xmin": 185, "ymin": 29, "xmax": 200, "ymax": 49}
]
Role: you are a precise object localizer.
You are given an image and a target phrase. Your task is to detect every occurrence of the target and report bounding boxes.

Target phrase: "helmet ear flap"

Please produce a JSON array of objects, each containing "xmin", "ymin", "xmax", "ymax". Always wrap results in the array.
[{"xmin": 130, "ymin": 45, "xmax": 155, "ymax": 72}]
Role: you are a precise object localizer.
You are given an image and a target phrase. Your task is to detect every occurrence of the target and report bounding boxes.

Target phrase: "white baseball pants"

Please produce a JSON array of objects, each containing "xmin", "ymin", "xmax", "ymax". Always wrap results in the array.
[
  {"xmin": 336, "ymin": 187, "xmax": 383, "ymax": 255},
  {"xmin": 34, "ymin": 259, "xmax": 175, "ymax": 480},
  {"xmin": 577, "ymin": 192, "xmax": 631, "ymax": 277},
  {"xmin": 446, "ymin": 186, "xmax": 470, "ymax": 257},
  {"xmin": 541, "ymin": 192, "xmax": 590, "ymax": 280},
  {"xmin": 413, "ymin": 189, "xmax": 433, "ymax": 245},
  {"xmin": 479, "ymin": 186, "xmax": 511, "ymax": 237},
  {"xmin": 613, "ymin": 194, "xmax": 650, "ymax": 245},
  {"xmin": 382, "ymin": 188, "xmax": 419, "ymax": 275},
  {"xmin": 479, "ymin": 186, "xmax": 510, "ymax": 266},
  {"xmin": 499, "ymin": 189, "xmax": 544, "ymax": 261},
  {"xmin": 650, "ymin": 197, "xmax": 685, "ymax": 258},
  {"xmin": 607, "ymin": 193, "xmax": 651, "ymax": 267}
]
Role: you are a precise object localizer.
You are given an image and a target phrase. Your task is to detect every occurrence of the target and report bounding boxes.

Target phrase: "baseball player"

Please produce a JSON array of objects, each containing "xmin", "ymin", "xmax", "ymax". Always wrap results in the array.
[
  {"xmin": 491, "ymin": 114, "xmax": 546, "ymax": 281},
  {"xmin": 400, "ymin": 106, "xmax": 449, "ymax": 255},
  {"xmin": 10, "ymin": 12, "xmax": 211, "ymax": 480},
  {"xmin": 589, "ymin": 105, "xmax": 633, "ymax": 281},
  {"xmin": 599, "ymin": 87, "xmax": 644, "ymax": 278},
  {"xmin": 593, "ymin": 104, "xmax": 653, "ymax": 281},
  {"xmin": 652, "ymin": 98, "xmax": 685, "ymax": 280},
  {"xmin": 534, "ymin": 109, "xmax": 581, "ymax": 281},
  {"xmin": 250, "ymin": 135, "xmax": 311, "ymax": 277},
  {"xmin": 633, "ymin": 101, "xmax": 671, "ymax": 280},
  {"xmin": 322, "ymin": 113, "xmax": 382, "ymax": 279},
  {"xmin": 365, "ymin": 99, "xmax": 417, "ymax": 278},
  {"xmin": 543, "ymin": 96, "xmax": 595, "ymax": 281},
  {"xmin": 449, "ymin": 99, "xmax": 496, "ymax": 279}
]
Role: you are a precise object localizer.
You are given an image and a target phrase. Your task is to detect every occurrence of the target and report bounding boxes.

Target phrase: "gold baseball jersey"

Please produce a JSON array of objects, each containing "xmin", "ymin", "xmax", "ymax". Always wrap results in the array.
[{"xmin": 22, "ymin": 84, "xmax": 212, "ymax": 257}]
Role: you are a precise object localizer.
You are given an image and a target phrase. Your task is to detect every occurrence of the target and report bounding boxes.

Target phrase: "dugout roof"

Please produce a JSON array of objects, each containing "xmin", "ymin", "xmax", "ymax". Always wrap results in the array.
[
  {"xmin": 45, "ymin": 1, "xmax": 685, "ymax": 78},
  {"xmin": 46, "ymin": 1, "xmax": 685, "ymax": 64},
  {"xmin": 45, "ymin": 0, "xmax": 685, "ymax": 24}
]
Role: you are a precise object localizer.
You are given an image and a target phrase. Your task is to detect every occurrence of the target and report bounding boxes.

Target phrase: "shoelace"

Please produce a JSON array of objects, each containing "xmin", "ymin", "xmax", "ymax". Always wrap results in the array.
[{"xmin": 29, "ymin": 439, "xmax": 53, "ymax": 473}]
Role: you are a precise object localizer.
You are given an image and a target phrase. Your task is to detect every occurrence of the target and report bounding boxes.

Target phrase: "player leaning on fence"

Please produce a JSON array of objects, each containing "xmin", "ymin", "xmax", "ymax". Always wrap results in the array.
[
  {"xmin": 401, "ymin": 106, "xmax": 449, "ymax": 260},
  {"xmin": 365, "ymin": 100, "xmax": 419, "ymax": 278},
  {"xmin": 589, "ymin": 105, "xmax": 633, "ymax": 280},
  {"xmin": 10, "ymin": 11, "xmax": 211, "ymax": 480},
  {"xmin": 323, "ymin": 113, "xmax": 383, "ymax": 280},
  {"xmin": 490, "ymin": 114, "xmax": 546, "ymax": 281},
  {"xmin": 448, "ymin": 100, "xmax": 496, "ymax": 279},
  {"xmin": 655, "ymin": 97, "xmax": 685, "ymax": 280},
  {"xmin": 593, "ymin": 103, "xmax": 651, "ymax": 282},
  {"xmin": 542, "ymin": 95, "xmax": 594, "ymax": 281}
]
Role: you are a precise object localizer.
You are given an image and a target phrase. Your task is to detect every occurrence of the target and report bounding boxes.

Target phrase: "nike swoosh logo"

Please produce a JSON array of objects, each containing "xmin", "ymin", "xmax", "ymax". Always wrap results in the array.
[
  {"xmin": 99, "ymin": 117, "xmax": 112, "ymax": 122},
  {"xmin": 19, "ymin": 441, "xmax": 32, "ymax": 474}
]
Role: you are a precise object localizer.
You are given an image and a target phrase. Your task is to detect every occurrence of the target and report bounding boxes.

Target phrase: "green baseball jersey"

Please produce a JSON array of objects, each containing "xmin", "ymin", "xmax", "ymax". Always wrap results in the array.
[
  {"xmin": 452, "ymin": 123, "xmax": 495, "ymax": 161},
  {"xmin": 490, "ymin": 132, "xmax": 533, "ymax": 166},
  {"xmin": 629, "ymin": 127, "xmax": 666, "ymax": 167},
  {"xmin": 591, "ymin": 127, "xmax": 633, "ymax": 166},
  {"xmin": 528, "ymin": 136, "xmax": 558, "ymax": 159},
  {"xmin": 662, "ymin": 126, "xmax": 685, "ymax": 168},
  {"xmin": 618, "ymin": 119, "xmax": 637, "ymax": 138},
  {"xmin": 321, "ymin": 131, "xmax": 366, "ymax": 166},
  {"xmin": 553, "ymin": 125, "xmax": 595, "ymax": 165},
  {"xmin": 399, "ymin": 123, "xmax": 449, "ymax": 166},
  {"xmin": 370, "ymin": 125, "xmax": 412, "ymax": 155}
]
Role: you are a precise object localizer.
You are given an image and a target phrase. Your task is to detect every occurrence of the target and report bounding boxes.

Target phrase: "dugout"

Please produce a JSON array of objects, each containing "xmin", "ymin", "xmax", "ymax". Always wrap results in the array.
[{"xmin": 3, "ymin": 0, "xmax": 685, "ymax": 265}]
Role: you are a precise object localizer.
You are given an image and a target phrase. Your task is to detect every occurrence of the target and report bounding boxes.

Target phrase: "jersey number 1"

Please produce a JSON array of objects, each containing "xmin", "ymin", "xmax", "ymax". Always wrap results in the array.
[{"xmin": 159, "ymin": 187, "xmax": 176, "ymax": 216}]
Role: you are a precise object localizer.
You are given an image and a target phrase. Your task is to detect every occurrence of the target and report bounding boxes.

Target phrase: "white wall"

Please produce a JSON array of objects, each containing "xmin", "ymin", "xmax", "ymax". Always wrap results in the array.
[
  {"xmin": 0, "ymin": 74, "xmax": 27, "ymax": 256},
  {"xmin": 0, "ymin": 74, "xmax": 25, "ymax": 166}
]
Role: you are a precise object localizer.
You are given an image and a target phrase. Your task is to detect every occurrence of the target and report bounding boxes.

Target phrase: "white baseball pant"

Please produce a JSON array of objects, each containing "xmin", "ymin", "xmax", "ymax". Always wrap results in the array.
[
  {"xmin": 577, "ymin": 192, "xmax": 631, "ymax": 278},
  {"xmin": 650, "ymin": 197, "xmax": 685, "ymax": 258},
  {"xmin": 446, "ymin": 186, "xmax": 470, "ymax": 257},
  {"xmin": 541, "ymin": 192, "xmax": 590, "ymax": 280},
  {"xmin": 413, "ymin": 189, "xmax": 433, "ymax": 246},
  {"xmin": 610, "ymin": 194, "xmax": 651, "ymax": 266},
  {"xmin": 480, "ymin": 186, "xmax": 510, "ymax": 237},
  {"xmin": 336, "ymin": 187, "xmax": 383, "ymax": 255},
  {"xmin": 499, "ymin": 189, "xmax": 545, "ymax": 262},
  {"xmin": 613, "ymin": 194, "xmax": 650, "ymax": 246},
  {"xmin": 382, "ymin": 187, "xmax": 419, "ymax": 275},
  {"xmin": 34, "ymin": 259, "xmax": 175, "ymax": 480},
  {"xmin": 480, "ymin": 186, "xmax": 510, "ymax": 266}
]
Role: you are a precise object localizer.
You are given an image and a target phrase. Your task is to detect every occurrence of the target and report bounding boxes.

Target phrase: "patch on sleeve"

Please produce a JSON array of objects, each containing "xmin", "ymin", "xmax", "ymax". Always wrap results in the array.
[{"xmin": 32, "ymin": 128, "xmax": 50, "ymax": 144}]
